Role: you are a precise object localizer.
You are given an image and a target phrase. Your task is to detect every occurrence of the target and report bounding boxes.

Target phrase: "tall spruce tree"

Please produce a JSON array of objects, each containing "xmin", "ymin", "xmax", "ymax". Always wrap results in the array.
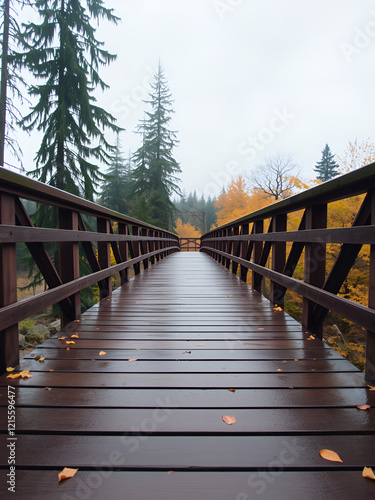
[
  {"xmin": 100, "ymin": 134, "xmax": 132, "ymax": 215},
  {"xmin": 131, "ymin": 62, "xmax": 181, "ymax": 229},
  {"xmin": 18, "ymin": 0, "xmax": 121, "ymax": 200},
  {"xmin": 314, "ymin": 144, "xmax": 340, "ymax": 182}
]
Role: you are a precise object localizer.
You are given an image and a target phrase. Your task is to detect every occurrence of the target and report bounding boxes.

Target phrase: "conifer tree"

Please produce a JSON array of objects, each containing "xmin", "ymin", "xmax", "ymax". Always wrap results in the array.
[
  {"xmin": 314, "ymin": 144, "xmax": 340, "ymax": 182},
  {"xmin": 131, "ymin": 62, "xmax": 181, "ymax": 229},
  {"xmin": 18, "ymin": 0, "xmax": 121, "ymax": 200},
  {"xmin": 100, "ymin": 134, "xmax": 132, "ymax": 215}
]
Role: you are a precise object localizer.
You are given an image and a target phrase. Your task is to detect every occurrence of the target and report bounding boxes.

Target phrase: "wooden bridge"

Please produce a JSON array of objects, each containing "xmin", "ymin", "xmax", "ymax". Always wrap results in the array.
[{"xmin": 1, "ymin": 166, "xmax": 375, "ymax": 498}]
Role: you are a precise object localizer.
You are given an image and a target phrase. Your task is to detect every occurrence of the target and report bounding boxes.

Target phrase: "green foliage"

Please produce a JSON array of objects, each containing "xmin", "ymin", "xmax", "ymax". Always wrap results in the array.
[
  {"xmin": 130, "ymin": 62, "xmax": 181, "ymax": 229},
  {"xmin": 17, "ymin": 0, "xmax": 122, "ymax": 200},
  {"xmin": 19, "ymin": 319, "xmax": 35, "ymax": 336},
  {"xmin": 314, "ymin": 144, "xmax": 340, "ymax": 182}
]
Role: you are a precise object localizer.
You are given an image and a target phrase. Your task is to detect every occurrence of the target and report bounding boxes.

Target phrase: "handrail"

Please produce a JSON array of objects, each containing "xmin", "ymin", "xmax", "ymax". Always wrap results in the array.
[
  {"xmin": 0, "ymin": 169, "xmax": 179, "ymax": 372},
  {"xmin": 200, "ymin": 162, "xmax": 375, "ymax": 382}
]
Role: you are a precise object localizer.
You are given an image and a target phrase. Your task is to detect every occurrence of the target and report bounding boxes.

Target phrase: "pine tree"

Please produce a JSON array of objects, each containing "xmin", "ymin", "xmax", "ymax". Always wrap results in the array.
[
  {"xmin": 131, "ymin": 62, "xmax": 181, "ymax": 229},
  {"xmin": 100, "ymin": 134, "xmax": 132, "ymax": 215},
  {"xmin": 18, "ymin": 0, "xmax": 121, "ymax": 200},
  {"xmin": 314, "ymin": 144, "xmax": 340, "ymax": 182}
]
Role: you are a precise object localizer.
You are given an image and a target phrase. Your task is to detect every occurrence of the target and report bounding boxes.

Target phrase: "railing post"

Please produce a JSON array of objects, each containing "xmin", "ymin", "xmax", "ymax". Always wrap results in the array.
[
  {"xmin": 302, "ymin": 204, "xmax": 327, "ymax": 338},
  {"xmin": 253, "ymin": 220, "xmax": 264, "ymax": 293},
  {"xmin": 367, "ymin": 191, "xmax": 375, "ymax": 382},
  {"xmin": 240, "ymin": 223, "xmax": 249, "ymax": 282},
  {"xmin": 155, "ymin": 231, "xmax": 160, "ymax": 262},
  {"xmin": 131, "ymin": 225, "xmax": 141, "ymax": 275},
  {"xmin": 118, "ymin": 223, "xmax": 128, "ymax": 285},
  {"xmin": 0, "ymin": 193, "xmax": 18, "ymax": 372},
  {"xmin": 149, "ymin": 230, "xmax": 156, "ymax": 265},
  {"xmin": 97, "ymin": 217, "xmax": 112, "ymax": 299},
  {"xmin": 140, "ymin": 228, "xmax": 149, "ymax": 270},
  {"xmin": 59, "ymin": 209, "xmax": 81, "ymax": 326},
  {"xmin": 232, "ymin": 226, "xmax": 240, "ymax": 276},
  {"xmin": 271, "ymin": 214, "xmax": 287, "ymax": 308}
]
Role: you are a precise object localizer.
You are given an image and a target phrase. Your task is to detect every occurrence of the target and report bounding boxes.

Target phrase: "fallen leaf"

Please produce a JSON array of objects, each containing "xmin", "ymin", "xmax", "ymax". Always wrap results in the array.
[
  {"xmin": 71, "ymin": 335, "xmax": 79, "ymax": 339},
  {"xmin": 294, "ymin": 359, "xmax": 299, "ymax": 362},
  {"xmin": 363, "ymin": 467, "xmax": 375, "ymax": 480},
  {"xmin": 99, "ymin": 351, "xmax": 106, "ymax": 356},
  {"xmin": 307, "ymin": 335, "xmax": 315, "ymax": 340},
  {"xmin": 222, "ymin": 415, "xmax": 236, "ymax": 425},
  {"xmin": 273, "ymin": 306, "xmax": 283, "ymax": 312},
  {"xmin": 228, "ymin": 388, "xmax": 236, "ymax": 393},
  {"xmin": 197, "ymin": 344, "xmax": 204, "ymax": 346},
  {"xmin": 167, "ymin": 471, "xmax": 174, "ymax": 475},
  {"xmin": 258, "ymin": 328, "xmax": 264, "ymax": 331},
  {"xmin": 357, "ymin": 404, "xmax": 371, "ymax": 411},
  {"xmin": 96, "ymin": 328, "xmax": 100, "ymax": 330},
  {"xmin": 277, "ymin": 369, "xmax": 283, "ymax": 372},
  {"xmin": 58, "ymin": 337, "xmax": 66, "ymax": 340},
  {"xmin": 136, "ymin": 348, "xmax": 140, "ymax": 351},
  {"xmin": 47, "ymin": 369, "xmax": 54, "ymax": 372},
  {"xmin": 6, "ymin": 367, "xmax": 15, "ymax": 372},
  {"xmin": 38, "ymin": 357, "xmax": 46, "ymax": 363},
  {"xmin": 66, "ymin": 348, "xmax": 70, "ymax": 351},
  {"xmin": 6, "ymin": 373, "xmax": 20, "ymax": 379},
  {"xmin": 44, "ymin": 387, "xmax": 52, "ymax": 391},
  {"xmin": 185, "ymin": 350, "xmax": 191, "ymax": 354},
  {"xmin": 319, "ymin": 449, "xmax": 343, "ymax": 463},
  {"xmin": 58, "ymin": 467, "xmax": 78, "ymax": 483},
  {"xmin": 128, "ymin": 358, "xmax": 137, "ymax": 362},
  {"xmin": 368, "ymin": 385, "xmax": 375, "ymax": 391},
  {"xmin": 66, "ymin": 341, "xmax": 75, "ymax": 345}
]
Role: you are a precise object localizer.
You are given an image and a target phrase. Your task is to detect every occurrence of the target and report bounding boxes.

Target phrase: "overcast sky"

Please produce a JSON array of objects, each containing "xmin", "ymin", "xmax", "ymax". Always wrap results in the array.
[{"xmin": 9, "ymin": 0, "xmax": 375, "ymax": 199}]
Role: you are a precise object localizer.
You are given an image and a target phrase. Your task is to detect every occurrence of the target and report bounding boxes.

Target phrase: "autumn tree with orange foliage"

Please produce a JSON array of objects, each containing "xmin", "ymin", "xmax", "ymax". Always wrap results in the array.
[
  {"xmin": 214, "ymin": 175, "xmax": 274, "ymax": 227},
  {"xmin": 175, "ymin": 218, "xmax": 201, "ymax": 238}
]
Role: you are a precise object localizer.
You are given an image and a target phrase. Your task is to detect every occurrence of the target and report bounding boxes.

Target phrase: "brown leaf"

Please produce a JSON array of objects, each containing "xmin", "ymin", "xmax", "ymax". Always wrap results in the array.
[
  {"xmin": 363, "ymin": 467, "xmax": 375, "ymax": 480},
  {"xmin": 128, "ymin": 358, "xmax": 137, "ymax": 362},
  {"xmin": 38, "ymin": 357, "xmax": 46, "ymax": 363},
  {"xmin": 58, "ymin": 467, "xmax": 78, "ymax": 483},
  {"xmin": 222, "ymin": 415, "xmax": 236, "ymax": 425},
  {"xmin": 99, "ymin": 351, "xmax": 106, "ymax": 356},
  {"xmin": 258, "ymin": 328, "xmax": 264, "ymax": 331},
  {"xmin": 44, "ymin": 387, "xmax": 52, "ymax": 391},
  {"xmin": 185, "ymin": 350, "xmax": 191, "ymax": 354},
  {"xmin": 356, "ymin": 404, "xmax": 371, "ymax": 411},
  {"xmin": 167, "ymin": 471, "xmax": 174, "ymax": 475},
  {"xmin": 319, "ymin": 449, "xmax": 343, "ymax": 463},
  {"xmin": 228, "ymin": 388, "xmax": 236, "ymax": 393},
  {"xmin": 47, "ymin": 369, "xmax": 54, "ymax": 372}
]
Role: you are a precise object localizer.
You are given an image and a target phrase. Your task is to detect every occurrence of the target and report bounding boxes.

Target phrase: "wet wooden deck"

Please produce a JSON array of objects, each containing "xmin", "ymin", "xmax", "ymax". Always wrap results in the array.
[{"xmin": 1, "ymin": 252, "xmax": 375, "ymax": 499}]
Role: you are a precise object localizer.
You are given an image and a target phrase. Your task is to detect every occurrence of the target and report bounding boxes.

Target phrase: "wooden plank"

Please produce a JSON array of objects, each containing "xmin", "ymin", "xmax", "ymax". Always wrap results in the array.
[
  {"xmin": 1, "ymin": 387, "xmax": 372, "ymax": 409},
  {"xmin": 1, "ymin": 435, "xmax": 374, "ymax": 468}
]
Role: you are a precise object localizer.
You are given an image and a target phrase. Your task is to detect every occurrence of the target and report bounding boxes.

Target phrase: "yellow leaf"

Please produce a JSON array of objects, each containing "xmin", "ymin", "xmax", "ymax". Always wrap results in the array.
[
  {"xmin": 6, "ymin": 367, "xmax": 15, "ymax": 372},
  {"xmin": 58, "ymin": 467, "xmax": 78, "ymax": 483},
  {"xmin": 277, "ymin": 369, "xmax": 283, "ymax": 372},
  {"xmin": 99, "ymin": 351, "xmax": 106, "ymax": 356},
  {"xmin": 46, "ymin": 369, "xmax": 54, "ymax": 372},
  {"xmin": 363, "ymin": 467, "xmax": 375, "ymax": 480},
  {"xmin": 71, "ymin": 335, "xmax": 79, "ymax": 339},
  {"xmin": 6, "ymin": 373, "xmax": 20, "ymax": 379},
  {"xmin": 222, "ymin": 415, "xmax": 236, "ymax": 425},
  {"xmin": 274, "ymin": 306, "xmax": 283, "ymax": 312},
  {"xmin": 66, "ymin": 341, "xmax": 75, "ymax": 345},
  {"xmin": 319, "ymin": 449, "xmax": 343, "ymax": 463},
  {"xmin": 368, "ymin": 385, "xmax": 375, "ymax": 391},
  {"xmin": 58, "ymin": 337, "xmax": 66, "ymax": 341}
]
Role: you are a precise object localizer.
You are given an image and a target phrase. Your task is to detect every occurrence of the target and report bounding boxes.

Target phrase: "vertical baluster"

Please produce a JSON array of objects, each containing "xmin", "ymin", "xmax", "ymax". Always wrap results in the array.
[
  {"xmin": 97, "ymin": 217, "xmax": 112, "ymax": 299},
  {"xmin": 253, "ymin": 220, "xmax": 264, "ymax": 293},
  {"xmin": 0, "ymin": 193, "xmax": 18, "ymax": 372},
  {"xmin": 303, "ymin": 204, "xmax": 327, "ymax": 338},
  {"xmin": 118, "ymin": 223, "xmax": 128, "ymax": 285},
  {"xmin": 240, "ymin": 223, "xmax": 250, "ymax": 282},
  {"xmin": 59, "ymin": 209, "xmax": 80, "ymax": 326},
  {"xmin": 271, "ymin": 214, "xmax": 287, "ymax": 308},
  {"xmin": 366, "ymin": 191, "xmax": 375, "ymax": 381},
  {"xmin": 140, "ymin": 228, "xmax": 149, "ymax": 270}
]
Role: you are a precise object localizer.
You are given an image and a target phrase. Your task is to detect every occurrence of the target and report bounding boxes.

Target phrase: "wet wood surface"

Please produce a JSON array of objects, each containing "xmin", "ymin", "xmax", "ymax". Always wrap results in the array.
[{"xmin": 0, "ymin": 252, "xmax": 373, "ymax": 499}]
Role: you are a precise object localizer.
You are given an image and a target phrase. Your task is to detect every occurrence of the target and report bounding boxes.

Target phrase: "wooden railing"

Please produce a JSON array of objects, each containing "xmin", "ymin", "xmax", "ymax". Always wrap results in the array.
[
  {"xmin": 179, "ymin": 238, "xmax": 201, "ymax": 251},
  {"xmin": 200, "ymin": 163, "xmax": 375, "ymax": 382},
  {"xmin": 0, "ymin": 169, "xmax": 179, "ymax": 372}
]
